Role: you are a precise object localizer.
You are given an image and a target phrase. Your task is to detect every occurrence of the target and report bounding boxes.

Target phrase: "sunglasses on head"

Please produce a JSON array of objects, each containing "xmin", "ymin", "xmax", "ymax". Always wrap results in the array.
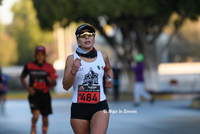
[{"xmin": 78, "ymin": 32, "xmax": 95, "ymax": 38}]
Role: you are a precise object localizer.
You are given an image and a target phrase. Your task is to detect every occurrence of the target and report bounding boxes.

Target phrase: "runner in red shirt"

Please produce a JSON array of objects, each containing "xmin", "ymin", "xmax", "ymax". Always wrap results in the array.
[{"xmin": 20, "ymin": 46, "xmax": 58, "ymax": 134}]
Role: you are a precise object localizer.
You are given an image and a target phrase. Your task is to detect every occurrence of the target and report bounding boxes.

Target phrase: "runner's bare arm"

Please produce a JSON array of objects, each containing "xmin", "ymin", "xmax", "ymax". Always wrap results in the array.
[
  {"xmin": 20, "ymin": 77, "xmax": 29, "ymax": 90},
  {"xmin": 102, "ymin": 52, "xmax": 113, "ymax": 89},
  {"xmin": 20, "ymin": 77, "xmax": 35, "ymax": 95},
  {"xmin": 102, "ymin": 52, "xmax": 113, "ymax": 78},
  {"xmin": 47, "ymin": 76, "xmax": 57, "ymax": 86},
  {"xmin": 62, "ymin": 55, "xmax": 81, "ymax": 91}
]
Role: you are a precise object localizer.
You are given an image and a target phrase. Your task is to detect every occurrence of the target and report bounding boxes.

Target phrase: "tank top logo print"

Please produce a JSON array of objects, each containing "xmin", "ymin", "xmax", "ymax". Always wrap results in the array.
[
  {"xmin": 83, "ymin": 68, "xmax": 98, "ymax": 86},
  {"xmin": 78, "ymin": 68, "xmax": 100, "ymax": 104}
]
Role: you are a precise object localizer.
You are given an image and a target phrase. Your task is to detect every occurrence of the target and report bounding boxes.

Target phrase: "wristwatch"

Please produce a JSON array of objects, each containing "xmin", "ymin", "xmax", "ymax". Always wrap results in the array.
[{"xmin": 107, "ymin": 75, "xmax": 113, "ymax": 81}]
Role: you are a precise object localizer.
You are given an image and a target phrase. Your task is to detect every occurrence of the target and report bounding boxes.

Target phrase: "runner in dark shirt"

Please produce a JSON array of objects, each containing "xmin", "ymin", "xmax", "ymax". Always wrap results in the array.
[{"xmin": 20, "ymin": 46, "xmax": 58, "ymax": 134}]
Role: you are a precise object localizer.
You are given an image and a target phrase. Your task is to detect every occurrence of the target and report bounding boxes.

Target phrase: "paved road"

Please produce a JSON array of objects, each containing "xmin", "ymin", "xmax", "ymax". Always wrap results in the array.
[{"xmin": 0, "ymin": 98, "xmax": 199, "ymax": 134}]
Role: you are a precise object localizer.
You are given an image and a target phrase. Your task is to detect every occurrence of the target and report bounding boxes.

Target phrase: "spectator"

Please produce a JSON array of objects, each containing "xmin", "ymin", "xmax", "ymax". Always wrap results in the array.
[
  {"xmin": 112, "ymin": 62, "xmax": 121, "ymax": 101},
  {"xmin": 131, "ymin": 53, "xmax": 154, "ymax": 106}
]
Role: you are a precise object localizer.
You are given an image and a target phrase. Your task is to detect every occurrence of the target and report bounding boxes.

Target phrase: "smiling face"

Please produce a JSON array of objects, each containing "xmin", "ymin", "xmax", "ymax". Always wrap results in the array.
[{"xmin": 77, "ymin": 29, "xmax": 95, "ymax": 51}]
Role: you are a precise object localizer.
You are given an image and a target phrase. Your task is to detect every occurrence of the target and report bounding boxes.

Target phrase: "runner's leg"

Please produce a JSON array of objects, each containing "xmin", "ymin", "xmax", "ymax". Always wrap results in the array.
[
  {"xmin": 114, "ymin": 85, "xmax": 119, "ymax": 101},
  {"xmin": 134, "ymin": 82, "xmax": 140, "ymax": 104},
  {"xmin": 90, "ymin": 110, "xmax": 109, "ymax": 134},
  {"xmin": 70, "ymin": 119, "xmax": 90, "ymax": 134},
  {"xmin": 140, "ymin": 83, "xmax": 152, "ymax": 100},
  {"xmin": 31, "ymin": 110, "xmax": 40, "ymax": 133},
  {"xmin": 1, "ymin": 94, "xmax": 6, "ymax": 113},
  {"xmin": 42, "ymin": 116, "xmax": 48, "ymax": 134}
]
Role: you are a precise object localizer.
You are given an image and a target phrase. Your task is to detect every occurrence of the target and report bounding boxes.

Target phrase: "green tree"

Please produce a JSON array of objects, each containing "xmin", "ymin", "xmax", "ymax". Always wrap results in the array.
[
  {"xmin": 0, "ymin": 21, "xmax": 18, "ymax": 66},
  {"xmin": 32, "ymin": 0, "xmax": 200, "ymax": 91},
  {"xmin": 6, "ymin": 0, "xmax": 53, "ymax": 65}
]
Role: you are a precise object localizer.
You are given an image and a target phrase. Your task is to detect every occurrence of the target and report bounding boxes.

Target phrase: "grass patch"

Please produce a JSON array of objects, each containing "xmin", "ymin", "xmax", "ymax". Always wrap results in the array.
[
  {"xmin": 6, "ymin": 90, "xmax": 178, "ymax": 100},
  {"xmin": 6, "ymin": 89, "xmax": 73, "ymax": 100}
]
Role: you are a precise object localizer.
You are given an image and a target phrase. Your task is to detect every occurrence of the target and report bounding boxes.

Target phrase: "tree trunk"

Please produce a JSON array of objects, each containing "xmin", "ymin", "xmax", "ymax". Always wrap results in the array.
[
  {"xmin": 126, "ymin": 69, "xmax": 135, "ymax": 92},
  {"xmin": 132, "ymin": 20, "xmax": 160, "ymax": 92},
  {"xmin": 119, "ymin": 57, "xmax": 135, "ymax": 92},
  {"xmin": 93, "ymin": 22, "xmax": 135, "ymax": 92},
  {"xmin": 143, "ymin": 43, "xmax": 159, "ymax": 92}
]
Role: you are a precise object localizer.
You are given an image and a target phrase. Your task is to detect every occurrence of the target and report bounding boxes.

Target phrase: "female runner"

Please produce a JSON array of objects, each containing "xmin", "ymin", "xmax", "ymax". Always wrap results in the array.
[{"xmin": 63, "ymin": 24, "xmax": 113, "ymax": 134}]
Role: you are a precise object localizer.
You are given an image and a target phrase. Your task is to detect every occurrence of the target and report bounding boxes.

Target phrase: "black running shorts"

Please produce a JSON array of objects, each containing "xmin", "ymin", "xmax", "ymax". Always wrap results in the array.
[
  {"xmin": 71, "ymin": 100, "xmax": 109, "ymax": 121},
  {"xmin": 28, "ymin": 92, "xmax": 52, "ymax": 116}
]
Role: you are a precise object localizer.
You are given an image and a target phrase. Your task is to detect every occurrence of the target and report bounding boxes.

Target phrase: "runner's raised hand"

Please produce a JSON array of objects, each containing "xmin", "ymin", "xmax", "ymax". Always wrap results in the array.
[
  {"xmin": 105, "ymin": 79, "xmax": 113, "ymax": 89},
  {"xmin": 72, "ymin": 58, "xmax": 81, "ymax": 74}
]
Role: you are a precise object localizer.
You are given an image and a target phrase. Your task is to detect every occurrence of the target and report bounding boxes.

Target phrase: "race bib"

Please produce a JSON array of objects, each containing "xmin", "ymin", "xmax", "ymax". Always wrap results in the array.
[
  {"xmin": 78, "ymin": 85, "xmax": 100, "ymax": 104},
  {"xmin": 33, "ymin": 81, "xmax": 46, "ymax": 90}
]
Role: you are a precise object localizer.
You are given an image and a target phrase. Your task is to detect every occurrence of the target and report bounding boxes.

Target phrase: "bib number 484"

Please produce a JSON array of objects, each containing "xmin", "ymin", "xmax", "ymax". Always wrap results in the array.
[{"xmin": 78, "ymin": 91, "xmax": 99, "ymax": 103}]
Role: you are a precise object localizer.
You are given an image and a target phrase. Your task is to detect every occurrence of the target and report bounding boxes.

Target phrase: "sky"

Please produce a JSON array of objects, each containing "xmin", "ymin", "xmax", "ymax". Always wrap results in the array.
[{"xmin": 0, "ymin": 0, "xmax": 19, "ymax": 25}]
